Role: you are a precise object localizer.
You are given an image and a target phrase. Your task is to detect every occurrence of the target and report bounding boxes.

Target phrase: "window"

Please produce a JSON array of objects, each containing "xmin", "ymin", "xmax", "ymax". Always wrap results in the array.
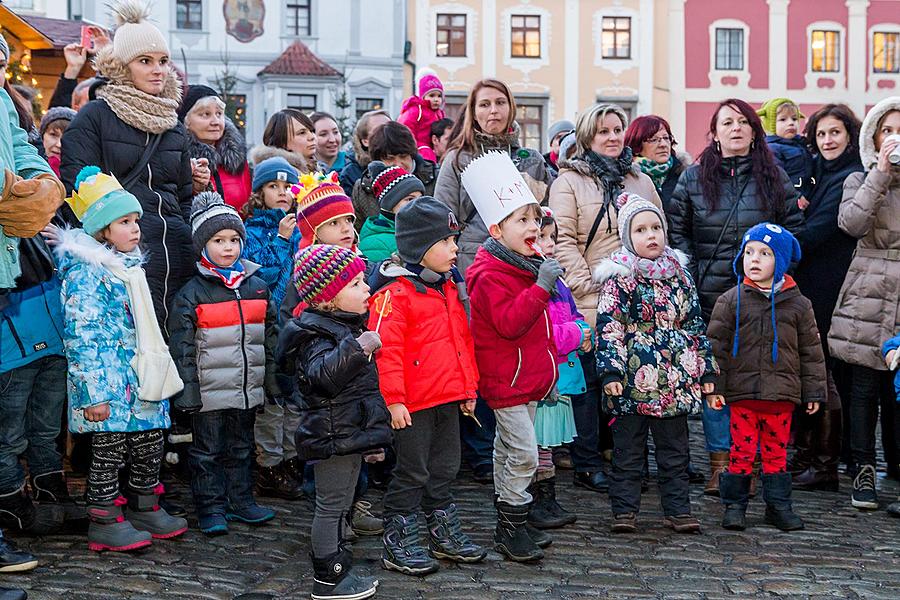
[
  {"xmin": 516, "ymin": 103, "xmax": 543, "ymax": 151},
  {"xmin": 355, "ymin": 98, "xmax": 384, "ymax": 119},
  {"xmin": 811, "ymin": 30, "xmax": 840, "ymax": 72},
  {"xmin": 176, "ymin": 0, "xmax": 202, "ymax": 30},
  {"xmin": 287, "ymin": 93, "xmax": 316, "ymax": 113},
  {"xmin": 286, "ymin": 0, "xmax": 312, "ymax": 37},
  {"xmin": 873, "ymin": 31, "xmax": 900, "ymax": 74},
  {"xmin": 436, "ymin": 14, "xmax": 467, "ymax": 57},
  {"xmin": 715, "ymin": 28, "xmax": 744, "ymax": 70},
  {"xmin": 511, "ymin": 15, "xmax": 541, "ymax": 58},
  {"xmin": 4, "ymin": 0, "xmax": 34, "ymax": 9},
  {"xmin": 601, "ymin": 17, "xmax": 631, "ymax": 59}
]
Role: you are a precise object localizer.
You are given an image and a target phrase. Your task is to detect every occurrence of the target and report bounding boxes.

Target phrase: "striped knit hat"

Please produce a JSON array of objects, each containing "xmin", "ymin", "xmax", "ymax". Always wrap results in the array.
[
  {"xmin": 369, "ymin": 161, "xmax": 425, "ymax": 214},
  {"xmin": 293, "ymin": 244, "xmax": 366, "ymax": 305},
  {"xmin": 294, "ymin": 171, "xmax": 355, "ymax": 248}
]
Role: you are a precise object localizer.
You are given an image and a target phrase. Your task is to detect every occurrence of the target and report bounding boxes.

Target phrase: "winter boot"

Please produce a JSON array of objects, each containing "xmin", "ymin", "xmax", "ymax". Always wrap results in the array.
[
  {"xmin": 255, "ymin": 463, "xmax": 304, "ymax": 500},
  {"xmin": 0, "ymin": 532, "xmax": 37, "ymax": 573},
  {"xmin": 311, "ymin": 547, "xmax": 378, "ymax": 600},
  {"xmin": 527, "ymin": 478, "xmax": 576, "ymax": 529},
  {"xmin": 86, "ymin": 497, "xmax": 152, "ymax": 552},
  {"xmin": 0, "ymin": 588, "xmax": 26, "ymax": 600},
  {"xmin": 284, "ymin": 456, "xmax": 304, "ymax": 486},
  {"xmin": 761, "ymin": 472, "xmax": 804, "ymax": 531},
  {"xmin": 381, "ymin": 513, "xmax": 439, "ymax": 575},
  {"xmin": 719, "ymin": 472, "xmax": 751, "ymax": 531},
  {"xmin": 494, "ymin": 501, "xmax": 543, "ymax": 562},
  {"xmin": 124, "ymin": 484, "xmax": 188, "ymax": 539},
  {"xmin": 851, "ymin": 464, "xmax": 879, "ymax": 510},
  {"xmin": 425, "ymin": 503, "xmax": 486, "ymax": 563},
  {"xmin": 0, "ymin": 485, "xmax": 64, "ymax": 535},
  {"xmin": 31, "ymin": 470, "xmax": 87, "ymax": 526},
  {"xmin": 541, "ymin": 477, "xmax": 576, "ymax": 526},
  {"xmin": 704, "ymin": 451, "xmax": 730, "ymax": 496},
  {"xmin": 351, "ymin": 500, "xmax": 383, "ymax": 536}
]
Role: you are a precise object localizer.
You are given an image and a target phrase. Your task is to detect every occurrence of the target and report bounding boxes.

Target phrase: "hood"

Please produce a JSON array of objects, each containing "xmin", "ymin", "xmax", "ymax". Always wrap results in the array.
[
  {"xmin": 592, "ymin": 248, "xmax": 689, "ymax": 284},
  {"xmin": 860, "ymin": 96, "xmax": 900, "ymax": 170},
  {"xmin": 188, "ymin": 118, "xmax": 247, "ymax": 174},
  {"xmin": 400, "ymin": 94, "xmax": 429, "ymax": 114},
  {"xmin": 557, "ymin": 154, "xmax": 642, "ymax": 180},
  {"xmin": 54, "ymin": 227, "xmax": 142, "ymax": 277},
  {"xmin": 92, "ymin": 45, "xmax": 182, "ymax": 103},
  {"xmin": 378, "ymin": 259, "xmax": 415, "ymax": 279},
  {"xmin": 361, "ymin": 215, "xmax": 394, "ymax": 236},
  {"xmin": 248, "ymin": 144, "xmax": 311, "ymax": 172}
]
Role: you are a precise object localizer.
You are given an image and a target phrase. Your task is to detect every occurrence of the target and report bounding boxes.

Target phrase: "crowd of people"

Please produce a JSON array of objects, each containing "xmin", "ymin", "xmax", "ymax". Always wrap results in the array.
[{"xmin": 0, "ymin": 2, "xmax": 899, "ymax": 599}]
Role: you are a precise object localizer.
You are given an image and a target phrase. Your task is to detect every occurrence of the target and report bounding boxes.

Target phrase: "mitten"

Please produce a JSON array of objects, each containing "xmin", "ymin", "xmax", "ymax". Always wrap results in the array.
[{"xmin": 0, "ymin": 170, "xmax": 65, "ymax": 238}]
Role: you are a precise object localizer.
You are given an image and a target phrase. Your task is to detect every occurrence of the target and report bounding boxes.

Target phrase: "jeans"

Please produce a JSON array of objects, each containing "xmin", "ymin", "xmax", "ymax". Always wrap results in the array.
[
  {"xmin": 848, "ymin": 365, "xmax": 898, "ymax": 467},
  {"xmin": 0, "ymin": 356, "xmax": 66, "ymax": 494},
  {"xmin": 88, "ymin": 429, "xmax": 163, "ymax": 504},
  {"xmin": 460, "ymin": 395, "xmax": 496, "ymax": 469},
  {"xmin": 312, "ymin": 453, "xmax": 361, "ymax": 557},
  {"xmin": 702, "ymin": 400, "xmax": 731, "ymax": 452},
  {"xmin": 493, "ymin": 402, "xmax": 538, "ymax": 506},
  {"xmin": 254, "ymin": 395, "xmax": 302, "ymax": 467},
  {"xmin": 189, "ymin": 409, "xmax": 256, "ymax": 517}
]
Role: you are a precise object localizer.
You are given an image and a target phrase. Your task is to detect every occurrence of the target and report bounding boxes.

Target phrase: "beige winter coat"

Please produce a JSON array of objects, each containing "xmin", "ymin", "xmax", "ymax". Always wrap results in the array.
[
  {"xmin": 828, "ymin": 96, "xmax": 900, "ymax": 371},
  {"xmin": 548, "ymin": 156, "xmax": 661, "ymax": 327}
]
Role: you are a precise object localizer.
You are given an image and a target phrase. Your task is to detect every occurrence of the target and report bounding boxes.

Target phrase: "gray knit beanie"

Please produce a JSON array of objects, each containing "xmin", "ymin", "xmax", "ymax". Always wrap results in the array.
[
  {"xmin": 616, "ymin": 192, "xmax": 667, "ymax": 255},
  {"xmin": 395, "ymin": 196, "xmax": 461, "ymax": 265},
  {"xmin": 39, "ymin": 107, "xmax": 76, "ymax": 136},
  {"xmin": 190, "ymin": 191, "xmax": 246, "ymax": 255},
  {"xmin": 110, "ymin": 1, "xmax": 170, "ymax": 65}
]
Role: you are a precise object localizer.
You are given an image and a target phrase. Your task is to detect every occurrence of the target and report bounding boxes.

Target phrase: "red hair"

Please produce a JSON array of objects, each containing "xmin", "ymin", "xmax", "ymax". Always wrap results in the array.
[{"xmin": 624, "ymin": 115, "xmax": 677, "ymax": 158}]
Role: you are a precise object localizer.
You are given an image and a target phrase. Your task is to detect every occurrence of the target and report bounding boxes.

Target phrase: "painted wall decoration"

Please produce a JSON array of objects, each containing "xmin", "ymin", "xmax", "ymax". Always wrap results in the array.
[{"xmin": 223, "ymin": 0, "xmax": 266, "ymax": 43}]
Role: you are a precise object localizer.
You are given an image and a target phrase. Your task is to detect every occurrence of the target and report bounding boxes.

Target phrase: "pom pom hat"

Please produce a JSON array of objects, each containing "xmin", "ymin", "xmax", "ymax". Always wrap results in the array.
[
  {"xmin": 109, "ymin": 1, "xmax": 170, "ymax": 65},
  {"xmin": 293, "ymin": 244, "xmax": 366, "ymax": 306},
  {"xmin": 190, "ymin": 191, "xmax": 246, "ymax": 255},
  {"xmin": 294, "ymin": 171, "xmax": 355, "ymax": 248},
  {"xmin": 417, "ymin": 68, "xmax": 444, "ymax": 98},
  {"xmin": 67, "ymin": 166, "xmax": 143, "ymax": 235},
  {"xmin": 368, "ymin": 161, "xmax": 425, "ymax": 214}
]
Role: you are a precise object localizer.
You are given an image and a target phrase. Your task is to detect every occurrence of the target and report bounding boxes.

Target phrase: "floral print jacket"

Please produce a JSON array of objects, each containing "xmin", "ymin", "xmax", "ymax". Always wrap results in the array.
[{"xmin": 593, "ymin": 256, "xmax": 718, "ymax": 418}]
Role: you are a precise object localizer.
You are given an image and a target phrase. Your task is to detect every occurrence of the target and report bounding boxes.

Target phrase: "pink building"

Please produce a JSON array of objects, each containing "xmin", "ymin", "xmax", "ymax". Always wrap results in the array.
[{"xmin": 670, "ymin": 0, "xmax": 900, "ymax": 156}]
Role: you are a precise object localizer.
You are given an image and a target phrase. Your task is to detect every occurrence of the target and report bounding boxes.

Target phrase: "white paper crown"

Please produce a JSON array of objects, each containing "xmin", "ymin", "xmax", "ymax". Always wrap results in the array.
[{"xmin": 460, "ymin": 151, "xmax": 539, "ymax": 228}]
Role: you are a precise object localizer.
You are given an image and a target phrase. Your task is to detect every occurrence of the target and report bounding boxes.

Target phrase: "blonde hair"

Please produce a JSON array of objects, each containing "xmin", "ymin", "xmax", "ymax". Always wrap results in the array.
[{"xmin": 574, "ymin": 103, "xmax": 629, "ymax": 156}]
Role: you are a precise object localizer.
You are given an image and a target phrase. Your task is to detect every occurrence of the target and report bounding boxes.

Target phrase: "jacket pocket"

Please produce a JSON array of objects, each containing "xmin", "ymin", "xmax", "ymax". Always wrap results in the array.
[{"xmin": 510, "ymin": 347, "xmax": 523, "ymax": 388}]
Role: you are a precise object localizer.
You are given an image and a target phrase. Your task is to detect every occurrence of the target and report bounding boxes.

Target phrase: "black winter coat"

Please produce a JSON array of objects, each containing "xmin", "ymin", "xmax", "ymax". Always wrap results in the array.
[
  {"xmin": 658, "ymin": 156, "xmax": 686, "ymax": 215},
  {"xmin": 793, "ymin": 150, "xmax": 864, "ymax": 344},
  {"xmin": 669, "ymin": 155, "xmax": 804, "ymax": 318},
  {"xmin": 276, "ymin": 309, "xmax": 392, "ymax": 461},
  {"xmin": 60, "ymin": 99, "xmax": 195, "ymax": 335}
]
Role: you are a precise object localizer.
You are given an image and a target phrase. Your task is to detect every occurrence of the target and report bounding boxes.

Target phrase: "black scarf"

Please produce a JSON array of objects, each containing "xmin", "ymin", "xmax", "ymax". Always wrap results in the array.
[
  {"xmin": 483, "ymin": 238, "xmax": 557, "ymax": 296},
  {"xmin": 582, "ymin": 147, "xmax": 634, "ymax": 233}
]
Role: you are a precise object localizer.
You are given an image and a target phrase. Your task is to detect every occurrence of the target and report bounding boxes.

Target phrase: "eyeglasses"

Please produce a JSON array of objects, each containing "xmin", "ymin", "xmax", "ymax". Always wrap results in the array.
[{"xmin": 647, "ymin": 135, "xmax": 672, "ymax": 145}]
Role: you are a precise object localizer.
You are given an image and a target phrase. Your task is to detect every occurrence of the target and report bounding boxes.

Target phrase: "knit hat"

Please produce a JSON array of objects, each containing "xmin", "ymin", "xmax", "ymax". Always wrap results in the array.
[
  {"xmin": 615, "ymin": 193, "xmax": 667, "ymax": 255},
  {"xmin": 190, "ymin": 191, "xmax": 246, "ymax": 255},
  {"xmin": 756, "ymin": 98, "xmax": 805, "ymax": 135},
  {"xmin": 417, "ymin": 68, "xmax": 443, "ymax": 98},
  {"xmin": 110, "ymin": 1, "xmax": 170, "ymax": 65},
  {"xmin": 558, "ymin": 132, "xmax": 577, "ymax": 162},
  {"xmin": 293, "ymin": 244, "xmax": 366, "ymax": 306},
  {"xmin": 731, "ymin": 222, "xmax": 802, "ymax": 362},
  {"xmin": 67, "ymin": 166, "xmax": 143, "ymax": 235},
  {"xmin": 395, "ymin": 196, "xmax": 461, "ymax": 264},
  {"xmin": 294, "ymin": 172, "xmax": 355, "ymax": 248},
  {"xmin": 178, "ymin": 84, "xmax": 220, "ymax": 122},
  {"xmin": 39, "ymin": 106, "xmax": 77, "ymax": 136},
  {"xmin": 547, "ymin": 120, "xmax": 575, "ymax": 145},
  {"xmin": 252, "ymin": 156, "xmax": 300, "ymax": 192},
  {"xmin": 0, "ymin": 34, "xmax": 9, "ymax": 62},
  {"xmin": 369, "ymin": 161, "xmax": 425, "ymax": 214}
]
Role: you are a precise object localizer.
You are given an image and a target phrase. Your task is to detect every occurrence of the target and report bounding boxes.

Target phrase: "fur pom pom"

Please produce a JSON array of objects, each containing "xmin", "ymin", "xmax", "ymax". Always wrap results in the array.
[
  {"xmin": 74, "ymin": 165, "xmax": 102, "ymax": 191},
  {"xmin": 110, "ymin": 0, "xmax": 152, "ymax": 26}
]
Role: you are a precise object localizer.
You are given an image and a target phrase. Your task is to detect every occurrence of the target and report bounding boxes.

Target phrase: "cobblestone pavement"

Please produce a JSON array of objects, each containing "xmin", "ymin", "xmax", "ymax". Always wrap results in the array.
[{"xmin": 3, "ymin": 421, "xmax": 899, "ymax": 600}]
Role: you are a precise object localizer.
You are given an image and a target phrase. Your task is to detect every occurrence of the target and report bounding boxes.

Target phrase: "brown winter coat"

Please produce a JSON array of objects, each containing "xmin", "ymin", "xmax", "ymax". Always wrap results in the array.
[
  {"xmin": 548, "ymin": 156, "xmax": 661, "ymax": 327},
  {"xmin": 827, "ymin": 97, "xmax": 900, "ymax": 372},
  {"xmin": 707, "ymin": 279, "xmax": 826, "ymax": 405}
]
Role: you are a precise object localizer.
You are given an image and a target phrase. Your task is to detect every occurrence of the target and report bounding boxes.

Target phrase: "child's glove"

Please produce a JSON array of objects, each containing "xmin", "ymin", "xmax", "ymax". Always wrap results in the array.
[
  {"xmin": 536, "ymin": 258, "xmax": 564, "ymax": 292},
  {"xmin": 0, "ymin": 170, "xmax": 65, "ymax": 238},
  {"xmin": 356, "ymin": 331, "xmax": 382, "ymax": 356}
]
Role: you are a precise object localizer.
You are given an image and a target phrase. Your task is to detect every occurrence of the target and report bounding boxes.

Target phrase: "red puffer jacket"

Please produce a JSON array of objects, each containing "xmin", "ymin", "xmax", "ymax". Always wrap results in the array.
[
  {"xmin": 466, "ymin": 247, "xmax": 558, "ymax": 410},
  {"xmin": 368, "ymin": 269, "xmax": 478, "ymax": 414}
]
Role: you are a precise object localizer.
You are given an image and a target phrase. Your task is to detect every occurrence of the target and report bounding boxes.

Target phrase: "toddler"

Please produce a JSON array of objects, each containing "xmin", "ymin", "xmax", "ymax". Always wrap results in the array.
[
  {"xmin": 398, "ymin": 69, "xmax": 445, "ymax": 163},
  {"xmin": 758, "ymin": 98, "xmax": 814, "ymax": 206}
]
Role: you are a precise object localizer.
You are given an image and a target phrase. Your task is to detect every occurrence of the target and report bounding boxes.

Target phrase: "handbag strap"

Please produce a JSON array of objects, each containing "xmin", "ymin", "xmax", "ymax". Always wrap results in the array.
[
  {"xmin": 120, "ymin": 134, "xmax": 162, "ymax": 190},
  {"xmin": 696, "ymin": 179, "xmax": 750, "ymax": 288}
]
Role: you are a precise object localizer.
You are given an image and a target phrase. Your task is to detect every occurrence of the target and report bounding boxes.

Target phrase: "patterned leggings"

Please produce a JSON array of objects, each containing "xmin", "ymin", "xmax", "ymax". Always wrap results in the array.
[
  {"xmin": 87, "ymin": 429, "xmax": 164, "ymax": 504},
  {"xmin": 729, "ymin": 406, "xmax": 792, "ymax": 475}
]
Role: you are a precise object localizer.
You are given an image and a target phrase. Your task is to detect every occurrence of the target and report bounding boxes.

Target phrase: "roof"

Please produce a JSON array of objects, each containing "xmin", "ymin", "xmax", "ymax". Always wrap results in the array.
[
  {"xmin": 0, "ymin": 6, "xmax": 89, "ymax": 50},
  {"xmin": 259, "ymin": 41, "xmax": 341, "ymax": 78}
]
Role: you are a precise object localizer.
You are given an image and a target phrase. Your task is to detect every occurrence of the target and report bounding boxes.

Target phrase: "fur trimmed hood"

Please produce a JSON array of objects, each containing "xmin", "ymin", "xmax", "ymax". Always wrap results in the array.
[
  {"xmin": 188, "ymin": 118, "xmax": 248, "ymax": 174},
  {"xmin": 592, "ymin": 248, "xmax": 690, "ymax": 285},
  {"xmin": 860, "ymin": 96, "xmax": 900, "ymax": 170},
  {"xmin": 92, "ymin": 45, "xmax": 182, "ymax": 103},
  {"xmin": 54, "ymin": 227, "xmax": 142, "ymax": 276},
  {"xmin": 558, "ymin": 154, "xmax": 642, "ymax": 180},
  {"xmin": 248, "ymin": 143, "xmax": 310, "ymax": 172}
]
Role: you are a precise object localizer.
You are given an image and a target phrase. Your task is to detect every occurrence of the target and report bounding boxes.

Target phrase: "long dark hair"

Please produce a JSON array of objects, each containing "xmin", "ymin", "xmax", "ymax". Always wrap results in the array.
[
  {"xmin": 697, "ymin": 98, "xmax": 784, "ymax": 217},
  {"xmin": 804, "ymin": 103, "xmax": 861, "ymax": 157}
]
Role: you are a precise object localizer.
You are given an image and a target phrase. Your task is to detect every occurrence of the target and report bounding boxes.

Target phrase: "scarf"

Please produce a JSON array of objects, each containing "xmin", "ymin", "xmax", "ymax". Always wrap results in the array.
[
  {"xmin": 97, "ymin": 83, "xmax": 179, "ymax": 135},
  {"xmin": 483, "ymin": 237, "xmax": 557, "ymax": 296},
  {"xmin": 609, "ymin": 246, "xmax": 683, "ymax": 281},
  {"xmin": 637, "ymin": 155, "xmax": 675, "ymax": 191},
  {"xmin": 582, "ymin": 147, "xmax": 634, "ymax": 234},
  {"xmin": 200, "ymin": 250, "xmax": 246, "ymax": 290}
]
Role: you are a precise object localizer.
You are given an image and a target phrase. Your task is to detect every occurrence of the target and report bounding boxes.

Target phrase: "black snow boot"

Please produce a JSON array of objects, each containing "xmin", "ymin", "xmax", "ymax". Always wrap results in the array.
[
  {"xmin": 762, "ymin": 472, "xmax": 804, "ymax": 531},
  {"xmin": 719, "ymin": 472, "xmax": 751, "ymax": 531},
  {"xmin": 31, "ymin": 470, "xmax": 87, "ymax": 526},
  {"xmin": 381, "ymin": 513, "xmax": 439, "ymax": 575},
  {"xmin": 311, "ymin": 547, "xmax": 378, "ymax": 600},
  {"xmin": 0, "ymin": 485, "xmax": 64, "ymax": 535},
  {"xmin": 527, "ymin": 477, "xmax": 576, "ymax": 529},
  {"xmin": 494, "ymin": 501, "xmax": 543, "ymax": 562}
]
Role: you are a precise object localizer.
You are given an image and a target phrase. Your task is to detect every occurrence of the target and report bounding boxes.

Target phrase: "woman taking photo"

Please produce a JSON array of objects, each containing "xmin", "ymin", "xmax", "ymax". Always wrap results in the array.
[{"xmin": 624, "ymin": 114, "xmax": 688, "ymax": 214}]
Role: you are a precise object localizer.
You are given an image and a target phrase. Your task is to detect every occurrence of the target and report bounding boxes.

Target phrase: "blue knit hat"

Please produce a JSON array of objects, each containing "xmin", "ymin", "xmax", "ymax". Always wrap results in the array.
[
  {"xmin": 252, "ymin": 157, "xmax": 299, "ymax": 192},
  {"xmin": 731, "ymin": 222, "xmax": 802, "ymax": 362}
]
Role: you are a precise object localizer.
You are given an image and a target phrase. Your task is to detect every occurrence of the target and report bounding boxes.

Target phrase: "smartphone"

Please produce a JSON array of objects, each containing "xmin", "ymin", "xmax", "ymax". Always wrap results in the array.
[{"xmin": 80, "ymin": 26, "xmax": 93, "ymax": 51}]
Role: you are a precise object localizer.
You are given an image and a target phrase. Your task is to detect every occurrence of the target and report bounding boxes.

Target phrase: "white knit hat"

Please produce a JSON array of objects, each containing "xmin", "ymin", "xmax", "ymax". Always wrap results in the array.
[{"xmin": 110, "ymin": 0, "xmax": 169, "ymax": 65}]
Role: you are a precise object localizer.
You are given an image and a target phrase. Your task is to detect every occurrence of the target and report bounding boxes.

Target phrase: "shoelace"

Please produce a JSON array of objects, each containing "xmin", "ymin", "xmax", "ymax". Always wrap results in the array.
[{"xmin": 854, "ymin": 466, "xmax": 876, "ymax": 492}]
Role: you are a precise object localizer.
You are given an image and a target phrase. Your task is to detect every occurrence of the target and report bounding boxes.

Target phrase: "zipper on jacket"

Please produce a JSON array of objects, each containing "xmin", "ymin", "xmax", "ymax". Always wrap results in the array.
[
  {"xmin": 146, "ymin": 133, "xmax": 172, "ymax": 336},
  {"xmin": 235, "ymin": 288, "xmax": 250, "ymax": 409},
  {"xmin": 511, "ymin": 347, "xmax": 523, "ymax": 388},
  {"xmin": 2, "ymin": 315, "xmax": 27, "ymax": 358}
]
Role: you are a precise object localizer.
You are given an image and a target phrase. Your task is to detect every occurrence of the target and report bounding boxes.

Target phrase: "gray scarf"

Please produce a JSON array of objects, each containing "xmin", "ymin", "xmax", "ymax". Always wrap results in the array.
[{"xmin": 483, "ymin": 238, "xmax": 557, "ymax": 296}]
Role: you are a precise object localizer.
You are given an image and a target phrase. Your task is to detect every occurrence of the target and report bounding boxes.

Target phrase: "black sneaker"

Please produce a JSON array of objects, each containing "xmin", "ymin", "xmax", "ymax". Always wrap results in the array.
[
  {"xmin": 0, "ymin": 534, "xmax": 37, "ymax": 573},
  {"xmin": 851, "ymin": 465, "xmax": 878, "ymax": 510}
]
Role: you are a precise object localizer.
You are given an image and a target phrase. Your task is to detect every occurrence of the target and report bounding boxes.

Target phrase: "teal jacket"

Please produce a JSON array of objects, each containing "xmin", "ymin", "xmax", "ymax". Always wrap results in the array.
[{"xmin": 358, "ymin": 216, "xmax": 397, "ymax": 263}]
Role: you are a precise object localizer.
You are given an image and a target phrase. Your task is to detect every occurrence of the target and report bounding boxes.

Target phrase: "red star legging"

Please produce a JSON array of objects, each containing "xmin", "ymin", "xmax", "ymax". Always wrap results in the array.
[{"xmin": 728, "ymin": 405, "xmax": 793, "ymax": 475}]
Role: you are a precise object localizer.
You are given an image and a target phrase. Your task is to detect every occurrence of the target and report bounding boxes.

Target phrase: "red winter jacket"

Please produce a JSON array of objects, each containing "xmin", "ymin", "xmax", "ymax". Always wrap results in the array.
[
  {"xmin": 213, "ymin": 162, "xmax": 252, "ymax": 215},
  {"xmin": 368, "ymin": 269, "xmax": 478, "ymax": 414},
  {"xmin": 466, "ymin": 247, "xmax": 558, "ymax": 410}
]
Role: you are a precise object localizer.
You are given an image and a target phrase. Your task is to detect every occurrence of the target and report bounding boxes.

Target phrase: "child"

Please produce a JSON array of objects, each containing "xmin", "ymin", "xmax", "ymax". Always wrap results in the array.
[
  {"xmin": 757, "ymin": 98, "xmax": 814, "ymax": 206},
  {"xmin": 707, "ymin": 222, "xmax": 825, "ymax": 532},
  {"xmin": 594, "ymin": 193, "xmax": 717, "ymax": 534},
  {"xmin": 370, "ymin": 197, "xmax": 485, "ymax": 575},
  {"xmin": 242, "ymin": 156, "xmax": 304, "ymax": 501},
  {"xmin": 881, "ymin": 335, "xmax": 900, "ymax": 517},
  {"xmin": 464, "ymin": 153, "xmax": 560, "ymax": 562},
  {"xmin": 276, "ymin": 244, "xmax": 391, "ymax": 600},
  {"xmin": 168, "ymin": 191, "xmax": 277, "ymax": 535},
  {"xmin": 56, "ymin": 166, "xmax": 188, "ymax": 552},
  {"xmin": 398, "ymin": 69, "xmax": 445, "ymax": 163},
  {"xmin": 358, "ymin": 162, "xmax": 425, "ymax": 263},
  {"xmin": 528, "ymin": 208, "xmax": 582, "ymax": 530}
]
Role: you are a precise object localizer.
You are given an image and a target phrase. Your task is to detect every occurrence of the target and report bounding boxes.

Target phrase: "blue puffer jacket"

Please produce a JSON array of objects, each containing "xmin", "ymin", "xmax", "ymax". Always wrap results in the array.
[
  {"xmin": 242, "ymin": 208, "xmax": 300, "ymax": 310},
  {"xmin": 765, "ymin": 135, "xmax": 814, "ymax": 199},
  {"xmin": 0, "ymin": 278, "xmax": 65, "ymax": 374},
  {"xmin": 883, "ymin": 334, "xmax": 900, "ymax": 401}
]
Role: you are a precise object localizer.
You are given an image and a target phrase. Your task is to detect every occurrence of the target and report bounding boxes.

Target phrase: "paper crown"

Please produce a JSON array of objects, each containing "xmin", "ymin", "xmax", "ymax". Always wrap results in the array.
[
  {"xmin": 67, "ymin": 166, "xmax": 124, "ymax": 222},
  {"xmin": 460, "ymin": 151, "xmax": 539, "ymax": 228},
  {"xmin": 292, "ymin": 170, "xmax": 341, "ymax": 205}
]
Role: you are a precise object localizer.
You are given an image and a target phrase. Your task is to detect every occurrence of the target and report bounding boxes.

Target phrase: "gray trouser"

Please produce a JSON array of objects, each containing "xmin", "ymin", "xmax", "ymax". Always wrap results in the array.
[
  {"xmin": 311, "ymin": 453, "xmax": 361, "ymax": 557},
  {"xmin": 493, "ymin": 402, "xmax": 538, "ymax": 506},
  {"xmin": 254, "ymin": 397, "xmax": 302, "ymax": 467}
]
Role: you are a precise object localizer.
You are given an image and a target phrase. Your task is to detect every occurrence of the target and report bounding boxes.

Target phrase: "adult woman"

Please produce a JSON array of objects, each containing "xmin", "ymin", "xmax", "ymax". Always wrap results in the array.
[
  {"xmin": 60, "ymin": 1, "xmax": 194, "ymax": 333},
  {"xmin": 548, "ymin": 103, "xmax": 660, "ymax": 494},
  {"xmin": 338, "ymin": 110, "xmax": 390, "ymax": 194},
  {"xmin": 790, "ymin": 104, "xmax": 863, "ymax": 492},
  {"xmin": 828, "ymin": 96, "xmax": 900, "ymax": 514},
  {"xmin": 624, "ymin": 115, "xmax": 689, "ymax": 213},
  {"xmin": 249, "ymin": 108, "xmax": 315, "ymax": 175},
  {"xmin": 669, "ymin": 98, "xmax": 802, "ymax": 496},
  {"xmin": 180, "ymin": 85, "xmax": 251, "ymax": 213}
]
